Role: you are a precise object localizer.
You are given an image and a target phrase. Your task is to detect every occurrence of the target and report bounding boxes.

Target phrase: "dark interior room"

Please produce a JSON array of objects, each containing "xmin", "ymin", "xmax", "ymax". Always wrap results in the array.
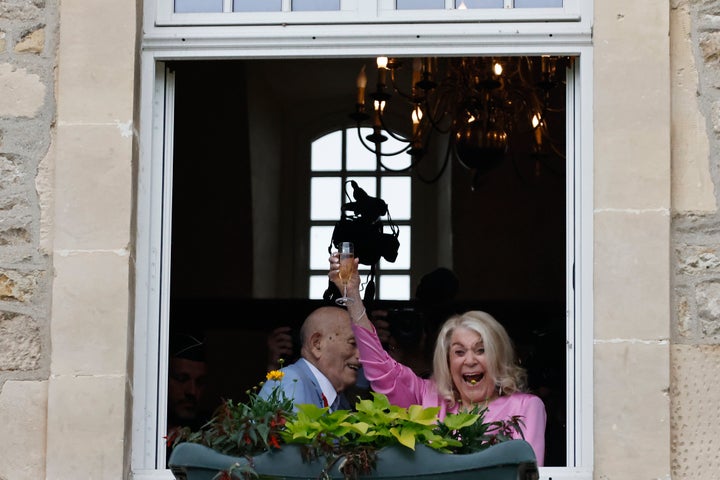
[{"xmin": 167, "ymin": 57, "xmax": 569, "ymax": 466}]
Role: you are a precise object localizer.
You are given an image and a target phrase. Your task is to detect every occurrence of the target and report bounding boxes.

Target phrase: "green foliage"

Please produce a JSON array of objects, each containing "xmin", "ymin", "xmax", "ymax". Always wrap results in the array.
[
  {"xmin": 279, "ymin": 392, "xmax": 525, "ymax": 478},
  {"xmin": 435, "ymin": 404, "xmax": 526, "ymax": 454},
  {"xmin": 174, "ymin": 379, "xmax": 525, "ymax": 480},
  {"xmin": 175, "ymin": 378, "xmax": 296, "ymax": 458}
]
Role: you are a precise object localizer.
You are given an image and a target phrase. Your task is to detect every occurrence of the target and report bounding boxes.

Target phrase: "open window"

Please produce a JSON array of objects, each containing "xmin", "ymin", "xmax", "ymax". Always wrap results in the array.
[{"xmin": 134, "ymin": 3, "xmax": 593, "ymax": 479}]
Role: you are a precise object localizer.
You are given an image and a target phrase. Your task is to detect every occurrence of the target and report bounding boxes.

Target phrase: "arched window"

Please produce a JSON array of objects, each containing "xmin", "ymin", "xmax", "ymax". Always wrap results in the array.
[{"xmin": 308, "ymin": 127, "xmax": 412, "ymax": 300}]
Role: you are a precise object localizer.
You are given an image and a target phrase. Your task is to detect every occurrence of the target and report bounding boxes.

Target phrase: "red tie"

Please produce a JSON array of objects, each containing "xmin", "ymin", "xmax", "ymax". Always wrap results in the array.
[{"xmin": 322, "ymin": 393, "xmax": 329, "ymax": 408}]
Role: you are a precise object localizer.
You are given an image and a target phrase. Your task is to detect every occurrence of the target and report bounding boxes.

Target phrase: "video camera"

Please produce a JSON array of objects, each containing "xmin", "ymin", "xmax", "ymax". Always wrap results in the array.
[
  {"xmin": 324, "ymin": 181, "xmax": 400, "ymax": 303},
  {"xmin": 330, "ymin": 181, "xmax": 399, "ymax": 265}
]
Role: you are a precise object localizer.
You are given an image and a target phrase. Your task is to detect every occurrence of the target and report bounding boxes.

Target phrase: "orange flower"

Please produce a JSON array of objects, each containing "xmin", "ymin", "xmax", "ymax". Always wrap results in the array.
[{"xmin": 266, "ymin": 370, "xmax": 284, "ymax": 381}]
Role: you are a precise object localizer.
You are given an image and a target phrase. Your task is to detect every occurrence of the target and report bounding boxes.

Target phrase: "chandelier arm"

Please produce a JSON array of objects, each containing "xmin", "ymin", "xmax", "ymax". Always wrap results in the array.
[
  {"xmin": 354, "ymin": 124, "xmax": 382, "ymax": 155},
  {"xmin": 547, "ymin": 141, "xmax": 567, "ymax": 160},
  {"xmin": 389, "ymin": 69, "xmax": 414, "ymax": 102},
  {"xmin": 376, "ymin": 151, "xmax": 422, "ymax": 173},
  {"xmin": 415, "ymin": 135, "xmax": 453, "ymax": 184},
  {"xmin": 377, "ymin": 114, "xmax": 413, "ymax": 144},
  {"xmin": 420, "ymin": 95, "xmax": 453, "ymax": 135},
  {"xmin": 353, "ymin": 124, "xmax": 410, "ymax": 157}
]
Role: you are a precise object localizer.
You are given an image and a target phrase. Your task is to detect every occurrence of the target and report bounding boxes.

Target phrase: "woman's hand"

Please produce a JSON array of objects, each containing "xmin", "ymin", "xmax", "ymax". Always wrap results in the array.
[
  {"xmin": 328, "ymin": 253, "xmax": 371, "ymax": 328},
  {"xmin": 328, "ymin": 252, "xmax": 361, "ymax": 297}
]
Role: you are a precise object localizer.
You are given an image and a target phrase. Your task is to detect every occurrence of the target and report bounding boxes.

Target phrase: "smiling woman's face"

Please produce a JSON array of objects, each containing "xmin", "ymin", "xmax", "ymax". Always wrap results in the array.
[{"xmin": 448, "ymin": 327, "xmax": 497, "ymax": 406}]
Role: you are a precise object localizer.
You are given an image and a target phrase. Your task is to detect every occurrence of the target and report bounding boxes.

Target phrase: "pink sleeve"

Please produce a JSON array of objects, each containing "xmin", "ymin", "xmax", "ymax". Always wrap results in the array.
[
  {"xmin": 517, "ymin": 395, "xmax": 547, "ymax": 467},
  {"xmin": 352, "ymin": 324, "xmax": 429, "ymax": 408}
]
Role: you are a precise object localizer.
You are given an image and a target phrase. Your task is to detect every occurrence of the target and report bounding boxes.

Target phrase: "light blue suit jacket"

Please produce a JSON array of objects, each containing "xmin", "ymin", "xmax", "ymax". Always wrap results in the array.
[{"xmin": 258, "ymin": 358, "xmax": 350, "ymax": 411}]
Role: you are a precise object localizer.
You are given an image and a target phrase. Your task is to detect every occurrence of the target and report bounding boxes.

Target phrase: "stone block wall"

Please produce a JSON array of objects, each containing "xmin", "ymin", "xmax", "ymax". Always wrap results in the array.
[
  {"xmin": 1, "ymin": 0, "xmax": 719, "ymax": 479},
  {"xmin": 0, "ymin": 1, "xmax": 57, "ymax": 479},
  {"xmin": 671, "ymin": 1, "xmax": 720, "ymax": 479}
]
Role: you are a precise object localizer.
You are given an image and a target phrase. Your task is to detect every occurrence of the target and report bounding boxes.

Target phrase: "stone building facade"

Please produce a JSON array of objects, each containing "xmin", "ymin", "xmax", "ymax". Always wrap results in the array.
[{"xmin": 0, "ymin": 0, "xmax": 718, "ymax": 479}]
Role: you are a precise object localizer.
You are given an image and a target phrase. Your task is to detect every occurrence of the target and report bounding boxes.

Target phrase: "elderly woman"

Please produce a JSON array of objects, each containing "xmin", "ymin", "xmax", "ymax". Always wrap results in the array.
[{"xmin": 329, "ymin": 256, "xmax": 547, "ymax": 466}]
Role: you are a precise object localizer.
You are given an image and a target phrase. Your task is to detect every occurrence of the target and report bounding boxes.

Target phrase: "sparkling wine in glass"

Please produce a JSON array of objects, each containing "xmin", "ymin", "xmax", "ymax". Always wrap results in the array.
[{"xmin": 335, "ymin": 241, "xmax": 355, "ymax": 306}]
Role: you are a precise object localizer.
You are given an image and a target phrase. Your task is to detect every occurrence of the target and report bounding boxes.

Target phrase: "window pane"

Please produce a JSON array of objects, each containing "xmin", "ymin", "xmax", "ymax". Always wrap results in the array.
[
  {"xmin": 347, "ymin": 127, "xmax": 378, "ymax": 171},
  {"xmin": 311, "ymin": 177, "xmax": 341, "ymax": 220},
  {"xmin": 310, "ymin": 226, "xmax": 335, "ymax": 269},
  {"xmin": 380, "ymin": 177, "xmax": 411, "ymax": 220},
  {"xmin": 514, "ymin": 0, "xmax": 563, "ymax": 7},
  {"xmin": 455, "ymin": 0, "xmax": 504, "ymax": 8},
  {"xmin": 309, "ymin": 275, "xmax": 330, "ymax": 299},
  {"xmin": 379, "ymin": 275, "xmax": 411, "ymax": 300},
  {"xmin": 312, "ymin": 131, "xmax": 342, "ymax": 171},
  {"xmin": 397, "ymin": 0, "xmax": 444, "ymax": 9},
  {"xmin": 293, "ymin": 0, "xmax": 340, "ymax": 10},
  {"xmin": 233, "ymin": 0, "xmax": 282, "ymax": 11},
  {"xmin": 381, "ymin": 225, "xmax": 409, "ymax": 270},
  {"xmin": 176, "ymin": 0, "xmax": 223, "ymax": 12}
]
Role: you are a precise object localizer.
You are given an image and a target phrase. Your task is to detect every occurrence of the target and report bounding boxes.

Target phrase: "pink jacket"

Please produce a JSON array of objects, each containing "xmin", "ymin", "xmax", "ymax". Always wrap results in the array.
[{"xmin": 352, "ymin": 324, "xmax": 546, "ymax": 466}]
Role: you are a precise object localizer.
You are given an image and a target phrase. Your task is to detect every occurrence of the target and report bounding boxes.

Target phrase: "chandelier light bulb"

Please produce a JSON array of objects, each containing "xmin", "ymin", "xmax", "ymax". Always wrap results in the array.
[
  {"xmin": 532, "ymin": 113, "xmax": 543, "ymax": 146},
  {"xmin": 411, "ymin": 106, "xmax": 423, "ymax": 136},
  {"xmin": 493, "ymin": 62, "xmax": 503, "ymax": 76},
  {"xmin": 377, "ymin": 56, "xmax": 388, "ymax": 86},
  {"xmin": 356, "ymin": 65, "xmax": 367, "ymax": 105}
]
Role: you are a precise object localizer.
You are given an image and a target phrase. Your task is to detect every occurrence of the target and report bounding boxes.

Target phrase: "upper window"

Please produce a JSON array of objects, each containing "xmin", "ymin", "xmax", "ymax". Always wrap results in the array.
[
  {"xmin": 174, "ymin": 0, "xmax": 564, "ymax": 13},
  {"xmin": 309, "ymin": 127, "xmax": 412, "ymax": 300},
  {"xmin": 154, "ymin": 0, "xmax": 588, "ymax": 26}
]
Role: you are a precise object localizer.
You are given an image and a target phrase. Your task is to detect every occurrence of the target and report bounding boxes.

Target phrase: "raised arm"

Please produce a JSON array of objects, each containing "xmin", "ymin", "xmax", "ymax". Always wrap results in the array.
[{"xmin": 328, "ymin": 254, "xmax": 373, "ymax": 331}]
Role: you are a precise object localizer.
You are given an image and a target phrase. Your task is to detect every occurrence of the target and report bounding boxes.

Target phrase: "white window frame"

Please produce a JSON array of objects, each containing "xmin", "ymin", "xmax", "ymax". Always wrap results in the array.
[
  {"xmin": 153, "ymin": 0, "xmax": 587, "ymax": 27},
  {"xmin": 133, "ymin": 4, "xmax": 594, "ymax": 480}
]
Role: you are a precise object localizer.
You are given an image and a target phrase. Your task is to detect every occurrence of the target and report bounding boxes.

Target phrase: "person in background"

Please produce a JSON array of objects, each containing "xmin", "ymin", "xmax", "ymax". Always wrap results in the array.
[
  {"xmin": 258, "ymin": 306, "xmax": 362, "ymax": 412},
  {"xmin": 166, "ymin": 333, "xmax": 210, "ymax": 454},
  {"xmin": 371, "ymin": 267, "xmax": 460, "ymax": 378},
  {"xmin": 266, "ymin": 325, "xmax": 295, "ymax": 371},
  {"xmin": 329, "ymin": 256, "xmax": 547, "ymax": 466}
]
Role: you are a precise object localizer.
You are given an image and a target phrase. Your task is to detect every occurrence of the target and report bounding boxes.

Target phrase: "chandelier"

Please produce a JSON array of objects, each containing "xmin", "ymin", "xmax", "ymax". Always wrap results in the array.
[{"xmin": 349, "ymin": 55, "xmax": 571, "ymax": 188}]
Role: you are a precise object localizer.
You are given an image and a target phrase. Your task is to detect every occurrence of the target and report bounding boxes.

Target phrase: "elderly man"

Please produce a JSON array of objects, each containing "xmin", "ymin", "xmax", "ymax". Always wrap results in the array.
[{"xmin": 258, "ymin": 306, "xmax": 361, "ymax": 411}]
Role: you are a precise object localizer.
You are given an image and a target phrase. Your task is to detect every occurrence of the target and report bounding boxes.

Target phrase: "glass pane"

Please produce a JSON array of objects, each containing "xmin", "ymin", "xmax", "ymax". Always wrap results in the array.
[
  {"xmin": 233, "ymin": 0, "xmax": 282, "ymax": 11},
  {"xmin": 381, "ymin": 225, "xmax": 410, "ymax": 270},
  {"xmin": 312, "ymin": 131, "xmax": 342, "ymax": 171},
  {"xmin": 380, "ymin": 177, "xmax": 411, "ymax": 220},
  {"xmin": 309, "ymin": 275, "xmax": 330, "ymax": 299},
  {"xmin": 377, "ymin": 133, "xmax": 411, "ymax": 172},
  {"xmin": 397, "ymin": 0, "xmax": 445, "ymax": 9},
  {"xmin": 455, "ymin": 0, "xmax": 504, "ymax": 8},
  {"xmin": 175, "ymin": 0, "xmax": 223, "ymax": 12},
  {"xmin": 379, "ymin": 275, "xmax": 411, "ymax": 300},
  {"xmin": 347, "ymin": 127, "xmax": 377, "ymax": 171},
  {"xmin": 293, "ymin": 0, "xmax": 340, "ymax": 10},
  {"xmin": 311, "ymin": 177, "xmax": 341, "ymax": 220},
  {"xmin": 514, "ymin": 0, "xmax": 563, "ymax": 7},
  {"xmin": 310, "ymin": 226, "xmax": 335, "ymax": 269}
]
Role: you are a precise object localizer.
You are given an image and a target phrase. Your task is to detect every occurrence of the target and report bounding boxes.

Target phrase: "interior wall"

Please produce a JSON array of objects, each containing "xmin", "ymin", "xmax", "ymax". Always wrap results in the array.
[{"xmin": 170, "ymin": 61, "xmax": 253, "ymax": 300}]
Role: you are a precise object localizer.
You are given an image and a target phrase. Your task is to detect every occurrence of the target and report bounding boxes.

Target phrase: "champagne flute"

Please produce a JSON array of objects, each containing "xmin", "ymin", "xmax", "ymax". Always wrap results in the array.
[{"xmin": 335, "ymin": 241, "xmax": 355, "ymax": 306}]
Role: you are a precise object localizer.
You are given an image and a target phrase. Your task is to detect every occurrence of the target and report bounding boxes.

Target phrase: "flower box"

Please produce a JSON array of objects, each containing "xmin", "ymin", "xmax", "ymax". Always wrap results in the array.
[{"xmin": 168, "ymin": 439, "xmax": 539, "ymax": 480}]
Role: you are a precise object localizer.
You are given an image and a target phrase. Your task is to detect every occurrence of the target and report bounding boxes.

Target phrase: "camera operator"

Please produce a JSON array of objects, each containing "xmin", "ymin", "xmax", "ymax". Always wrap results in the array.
[{"xmin": 371, "ymin": 267, "xmax": 459, "ymax": 379}]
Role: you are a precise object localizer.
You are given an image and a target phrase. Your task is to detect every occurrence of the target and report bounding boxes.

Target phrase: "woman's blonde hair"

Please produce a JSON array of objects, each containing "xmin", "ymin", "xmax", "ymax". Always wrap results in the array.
[{"xmin": 432, "ymin": 311, "xmax": 527, "ymax": 407}]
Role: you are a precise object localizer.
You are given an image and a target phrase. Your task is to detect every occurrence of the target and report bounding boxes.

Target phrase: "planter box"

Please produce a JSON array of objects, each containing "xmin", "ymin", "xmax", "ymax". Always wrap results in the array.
[{"xmin": 169, "ymin": 440, "xmax": 539, "ymax": 480}]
